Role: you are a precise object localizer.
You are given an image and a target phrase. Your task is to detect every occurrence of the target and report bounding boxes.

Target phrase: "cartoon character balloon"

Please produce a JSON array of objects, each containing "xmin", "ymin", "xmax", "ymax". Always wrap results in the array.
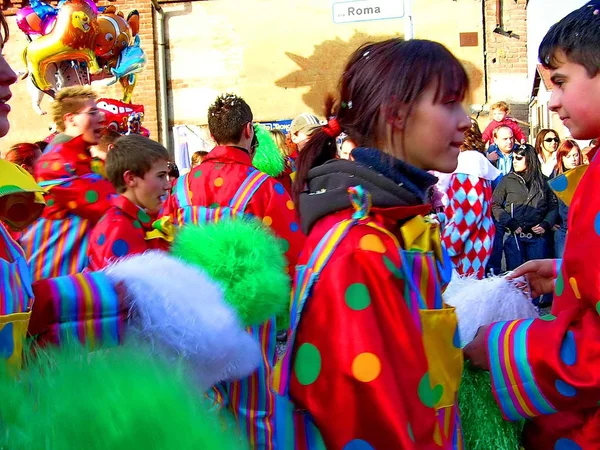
[{"xmin": 23, "ymin": 0, "xmax": 101, "ymax": 92}]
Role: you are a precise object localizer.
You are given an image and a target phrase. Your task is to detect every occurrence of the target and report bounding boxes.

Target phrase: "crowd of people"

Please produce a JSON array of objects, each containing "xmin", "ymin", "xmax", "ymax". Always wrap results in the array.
[{"xmin": 1, "ymin": 1, "xmax": 600, "ymax": 450}]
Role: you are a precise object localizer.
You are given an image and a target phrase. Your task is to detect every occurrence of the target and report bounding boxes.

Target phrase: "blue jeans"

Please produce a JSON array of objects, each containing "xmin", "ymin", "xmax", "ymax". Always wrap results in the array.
[
  {"xmin": 554, "ymin": 228, "xmax": 567, "ymax": 258},
  {"xmin": 486, "ymin": 221, "xmax": 505, "ymax": 275},
  {"xmin": 504, "ymin": 233, "xmax": 546, "ymax": 271}
]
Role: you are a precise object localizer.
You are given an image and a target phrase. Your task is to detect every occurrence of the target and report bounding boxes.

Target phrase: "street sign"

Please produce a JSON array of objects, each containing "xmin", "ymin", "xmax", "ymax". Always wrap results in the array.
[{"xmin": 333, "ymin": 0, "xmax": 405, "ymax": 24}]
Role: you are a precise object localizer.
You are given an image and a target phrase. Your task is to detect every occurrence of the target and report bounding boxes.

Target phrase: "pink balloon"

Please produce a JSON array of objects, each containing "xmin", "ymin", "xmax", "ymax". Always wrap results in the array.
[
  {"xmin": 41, "ymin": 16, "xmax": 57, "ymax": 35},
  {"xmin": 16, "ymin": 7, "xmax": 40, "ymax": 36}
]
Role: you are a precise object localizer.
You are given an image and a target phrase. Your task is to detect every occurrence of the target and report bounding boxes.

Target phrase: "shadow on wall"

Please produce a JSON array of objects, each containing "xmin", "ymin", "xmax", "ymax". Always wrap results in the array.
[{"xmin": 276, "ymin": 31, "xmax": 484, "ymax": 112}]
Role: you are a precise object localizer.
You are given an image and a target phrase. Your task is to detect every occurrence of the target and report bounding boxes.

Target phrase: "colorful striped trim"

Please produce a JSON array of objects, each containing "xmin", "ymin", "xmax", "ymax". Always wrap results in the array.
[
  {"xmin": 177, "ymin": 205, "xmax": 235, "ymax": 226},
  {"xmin": 173, "ymin": 173, "xmax": 192, "ymax": 208},
  {"xmin": 20, "ymin": 216, "xmax": 90, "ymax": 281},
  {"xmin": 0, "ymin": 223, "xmax": 33, "ymax": 315},
  {"xmin": 44, "ymin": 272, "xmax": 124, "ymax": 349},
  {"xmin": 229, "ymin": 170, "xmax": 270, "ymax": 211},
  {"xmin": 37, "ymin": 173, "xmax": 104, "ymax": 189},
  {"xmin": 487, "ymin": 319, "xmax": 556, "ymax": 420},
  {"xmin": 437, "ymin": 405, "xmax": 463, "ymax": 449}
]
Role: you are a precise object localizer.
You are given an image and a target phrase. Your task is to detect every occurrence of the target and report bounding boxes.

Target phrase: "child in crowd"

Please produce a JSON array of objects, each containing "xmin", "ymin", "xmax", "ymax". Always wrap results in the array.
[
  {"xmin": 90, "ymin": 127, "xmax": 121, "ymax": 160},
  {"xmin": 481, "ymin": 101, "xmax": 527, "ymax": 144},
  {"xmin": 88, "ymin": 134, "xmax": 171, "ymax": 270},
  {"xmin": 465, "ymin": 2, "xmax": 600, "ymax": 448},
  {"xmin": 190, "ymin": 150, "xmax": 209, "ymax": 168}
]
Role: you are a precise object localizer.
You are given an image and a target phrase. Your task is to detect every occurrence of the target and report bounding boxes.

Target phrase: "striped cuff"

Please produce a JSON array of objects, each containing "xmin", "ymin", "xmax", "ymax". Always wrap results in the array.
[{"xmin": 487, "ymin": 319, "xmax": 557, "ymax": 420}]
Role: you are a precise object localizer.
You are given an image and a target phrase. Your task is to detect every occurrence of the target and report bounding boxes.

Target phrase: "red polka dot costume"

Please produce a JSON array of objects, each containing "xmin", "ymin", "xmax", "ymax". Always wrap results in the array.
[
  {"xmin": 19, "ymin": 135, "xmax": 115, "ymax": 280},
  {"xmin": 88, "ymin": 195, "xmax": 170, "ymax": 270},
  {"xmin": 485, "ymin": 146, "xmax": 600, "ymax": 450},
  {"xmin": 162, "ymin": 145, "xmax": 305, "ymax": 450}
]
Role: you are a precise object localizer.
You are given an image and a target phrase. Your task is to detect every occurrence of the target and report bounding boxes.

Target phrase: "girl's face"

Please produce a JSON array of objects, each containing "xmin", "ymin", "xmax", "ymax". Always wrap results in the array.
[
  {"xmin": 542, "ymin": 132, "xmax": 559, "ymax": 153},
  {"xmin": 513, "ymin": 153, "xmax": 527, "ymax": 172},
  {"xmin": 0, "ymin": 54, "xmax": 17, "ymax": 138},
  {"xmin": 562, "ymin": 148, "xmax": 580, "ymax": 170},
  {"xmin": 398, "ymin": 83, "xmax": 471, "ymax": 173}
]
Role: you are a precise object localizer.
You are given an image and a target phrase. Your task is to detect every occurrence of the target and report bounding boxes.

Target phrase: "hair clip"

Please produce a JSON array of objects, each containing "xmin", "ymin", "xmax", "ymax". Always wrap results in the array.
[
  {"xmin": 594, "ymin": 9, "xmax": 600, "ymax": 15},
  {"xmin": 347, "ymin": 101, "xmax": 353, "ymax": 109}
]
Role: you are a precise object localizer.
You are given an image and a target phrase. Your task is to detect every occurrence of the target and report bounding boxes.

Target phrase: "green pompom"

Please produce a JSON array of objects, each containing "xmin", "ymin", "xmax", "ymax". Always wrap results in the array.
[
  {"xmin": 252, "ymin": 124, "xmax": 286, "ymax": 177},
  {"xmin": 172, "ymin": 218, "xmax": 291, "ymax": 327},
  {"xmin": 459, "ymin": 363, "xmax": 524, "ymax": 450},
  {"xmin": 0, "ymin": 343, "xmax": 247, "ymax": 450}
]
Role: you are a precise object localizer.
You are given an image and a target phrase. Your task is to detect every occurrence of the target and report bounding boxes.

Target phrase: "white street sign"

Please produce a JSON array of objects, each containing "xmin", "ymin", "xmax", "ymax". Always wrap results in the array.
[{"xmin": 333, "ymin": 0, "xmax": 405, "ymax": 24}]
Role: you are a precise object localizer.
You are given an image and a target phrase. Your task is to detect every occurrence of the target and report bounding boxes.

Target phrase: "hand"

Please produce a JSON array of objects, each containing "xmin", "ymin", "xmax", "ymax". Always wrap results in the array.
[
  {"xmin": 553, "ymin": 224, "xmax": 560, "ymax": 231},
  {"xmin": 506, "ymin": 259, "xmax": 557, "ymax": 298},
  {"xmin": 487, "ymin": 152, "xmax": 499, "ymax": 162},
  {"xmin": 514, "ymin": 227, "xmax": 523, "ymax": 235},
  {"xmin": 532, "ymin": 224, "xmax": 545, "ymax": 235},
  {"xmin": 463, "ymin": 325, "xmax": 490, "ymax": 371}
]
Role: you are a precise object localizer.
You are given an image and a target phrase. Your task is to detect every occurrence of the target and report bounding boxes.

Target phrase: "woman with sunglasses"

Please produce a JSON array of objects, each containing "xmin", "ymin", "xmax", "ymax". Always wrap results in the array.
[
  {"xmin": 535, "ymin": 128, "xmax": 561, "ymax": 177},
  {"xmin": 492, "ymin": 144, "xmax": 558, "ymax": 271},
  {"xmin": 553, "ymin": 140, "xmax": 584, "ymax": 257}
]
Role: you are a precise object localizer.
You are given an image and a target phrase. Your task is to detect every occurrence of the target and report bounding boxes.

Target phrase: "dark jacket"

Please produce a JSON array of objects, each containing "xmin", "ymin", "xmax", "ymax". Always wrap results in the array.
[
  {"xmin": 492, "ymin": 172, "xmax": 558, "ymax": 232},
  {"xmin": 558, "ymin": 199, "xmax": 569, "ymax": 230}
]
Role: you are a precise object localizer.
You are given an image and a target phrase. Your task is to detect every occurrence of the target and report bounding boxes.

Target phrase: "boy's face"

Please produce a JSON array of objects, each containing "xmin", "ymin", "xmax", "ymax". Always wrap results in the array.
[
  {"xmin": 492, "ymin": 108, "xmax": 507, "ymax": 122},
  {"xmin": 548, "ymin": 51, "xmax": 600, "ymax": 140},
  {"xmin": 64, "ymin": 99, "xmax": 104, "ymax": 145},
  {"xmin": 130, "ymin": 159, "xmax": 171, "ymax": 213}
]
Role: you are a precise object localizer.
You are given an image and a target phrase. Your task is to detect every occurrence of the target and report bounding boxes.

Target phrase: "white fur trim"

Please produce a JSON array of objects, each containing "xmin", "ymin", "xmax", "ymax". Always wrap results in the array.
[
  {"xmin": 444, "ymin": 273, "xmax": 539, "ymax": 346},
  {"xmin": 454, "ymin": 151, "xmax": 501, "ymax": 181},
  {"xmin": 103, "ymin": 251, "xmax": 260, "ymax": 390}
]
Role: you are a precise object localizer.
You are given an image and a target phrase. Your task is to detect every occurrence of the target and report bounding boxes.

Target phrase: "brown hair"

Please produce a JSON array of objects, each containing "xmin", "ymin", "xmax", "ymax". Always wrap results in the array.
[
  {"xmin": 534, "ymin": 128, "xmax": 560, "ymax": 162},
  {"xmin": 491, "ymin": 101, "xmax": 509, "ymax": 113},
  {"xmin": 105, "ymin": 135, "xmax": 169, "ymax": 193},
  {"xmin": 51, "ymin": 86, "xmax": 97, "ymax": 132},
  {"xmin": 0, "ymin": 9, "xmax": 9, "ymax": 49},
  {"xmin": 191, "ymin": 150, "xmax": 209, "ymax": 167},
  {"xmin": 461, "ymin": 119, "xmax": 485, "ymax": 154},
  {"xmin": 207, "ymin": 93, "xmax": 252, "ymax": 145},
  {"xmin": 293, "ymin": 39, "xmax": 469, "ymax": 202},
  {"xmin": 4, "ymin": 143, "xmax": 41, "ymax": 174},
  {"xmin": 555, "ymin": 139, "xmax": 582, "ymax": 174},
  {"xmin": 97, "ymin": 128, "xmax": 121, "ymax": 152}
]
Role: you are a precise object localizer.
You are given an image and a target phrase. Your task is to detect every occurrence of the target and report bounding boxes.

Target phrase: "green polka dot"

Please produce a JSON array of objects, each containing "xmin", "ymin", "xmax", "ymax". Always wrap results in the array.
[
  {"xmin": 596, "ymin": 301, "xmax": 600, "ymax": 316},
  {"xmin": 345, "ymin": 283, "xmax": 371, "ymax": 311},
  {"xmin": 383, "ymin": 255, "xmax": 402, "ymax": 279},
  {"xmin": 46, "ymin": 198, "xmax": 55, "ymax": 207},
  {"xmin": 85, "ymin": 190, "xmax": 98, "ymax": 203},
  {"xmin": 294, "ymin": 343, "xmax": 321, "ymax": 386},
  {"xmin": 279, "ymin": 238, "xmax": 290, "ymax": 253},
  {"xmin": 418, "ymin": 373, "xmax": 444, "ymax": 408},
  {"xmin": 133, "ymin": 220, "xmax": 142, "ymax": 229},
  {"xmin": 137, "ymin": 209, "xmax": 151, "ymax": 224},
  {"xmin": 540, "ymin": 314, "xmax": 557, "ymax": 321},
  {"xmin": 42, "ymin": 162, "xmax": 48, "ymax": 169},
  {"xmin": 407, "ymin": 423, "xmax": 415, "ymax": 442},
  {"xmin": 555, "ymin": 273, "xmax": 564, "ymax": 296},
  {"xmin": 210, "ymin": 202, "xmax": 220, "ymax": 208},
  {"xmin": 193, "ymin": 170, "xmax": 202, "ymax": 178}
]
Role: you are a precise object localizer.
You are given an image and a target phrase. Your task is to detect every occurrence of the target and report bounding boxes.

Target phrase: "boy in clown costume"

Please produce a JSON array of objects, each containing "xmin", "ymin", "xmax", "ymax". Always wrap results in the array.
[{"xmin": 465, "ymin": 3, "xmax": 600, "ymax": 448}]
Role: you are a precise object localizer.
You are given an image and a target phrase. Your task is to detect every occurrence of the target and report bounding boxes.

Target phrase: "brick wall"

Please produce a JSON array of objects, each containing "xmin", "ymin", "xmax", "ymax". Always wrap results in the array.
[{"xmin": 1, "ymin": 0, "xmax": 159, "ymax": 146}]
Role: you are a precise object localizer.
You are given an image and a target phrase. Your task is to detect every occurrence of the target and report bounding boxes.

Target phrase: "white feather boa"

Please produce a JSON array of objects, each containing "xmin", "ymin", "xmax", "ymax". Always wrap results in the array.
[
  {"xmin": 444, "ymin": 273, "xmax": 539, "ymax": 347},
  {"xmin": 103, "ymin": 251, "xmax": 261, "ymax": 390}
]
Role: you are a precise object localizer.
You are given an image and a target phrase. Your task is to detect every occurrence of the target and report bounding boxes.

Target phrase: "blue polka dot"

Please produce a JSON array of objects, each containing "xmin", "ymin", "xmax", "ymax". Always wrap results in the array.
[
  {"xmin": 0, "ymin": 322, "xmax": 15, "ymax": 358},
  {"xmin": 274, "ymin": 183, "xmax": 285, "ymax": 195},
  {"xmin": 595, "ymin": 212, "xmax": 600, "ymax": 236},
  {"xmin": 97, "ymin": 234, "xmax": 106, "ymax": 245},
  {"xmin": 290, "ymin": 222, "xmax": 299, "ymax": 232},
  {"xmin": 453, "ymin": 326, "xmax": 461, "ymax": 348},
  {"xmin": 343, "ymin": 440, "xmax": 375, "ymax": 450},
  {"xmin": 112, "ymin": 239, "xmax": 129, "ymax": 257},
  {"xmin": 551, "ymin": 175, "xmax": 568, "ymax": 192},
  {"xmin": 555, "ymin": 380, "xmax": 577, "ymax": 397},
  {"xmin": 560, "ymin": 331, "xmax": 577, "ymax": 366},
  {"xmin": 555, "ymin": 438, "xmax": 582, "ymax": 450}
]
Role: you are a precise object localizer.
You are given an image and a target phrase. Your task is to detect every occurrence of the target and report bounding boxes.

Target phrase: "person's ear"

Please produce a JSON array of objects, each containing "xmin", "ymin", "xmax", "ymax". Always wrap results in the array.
[
  {"xmin": 63, "ymin": 112, "xmax": 76, "ymax": 129},
  {"xmin": 107, "ymin": 143, "xmax": 115, "ymax": 152},
  {"xmin": 123, "ymin": 170, "xmax": 137, "ymax": 188},
  {"xmin": 244, "ymin": 122, "xmax": 253, "ymax": 138}
]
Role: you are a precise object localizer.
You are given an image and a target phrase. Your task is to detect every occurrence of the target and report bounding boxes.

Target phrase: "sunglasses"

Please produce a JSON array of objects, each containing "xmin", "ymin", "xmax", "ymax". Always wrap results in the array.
[
  {"xmin": 514, "ymin": 155, "xmax": 525, "ymax": 161},
  {"xmin": 544, "ymin": 137, "xmax": 559, "ymax": 143}
]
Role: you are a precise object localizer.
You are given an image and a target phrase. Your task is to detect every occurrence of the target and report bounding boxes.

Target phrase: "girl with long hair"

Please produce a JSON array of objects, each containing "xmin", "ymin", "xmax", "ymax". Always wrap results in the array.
[
  {"xmin": 491, "ymin": 144, "xmax": 558, "ymax": 270},
  {"xmin": 534, "ymin": 128, "xmax": 560, "ymax": 177},
  {"xmin": 553, "ymin": 139, "xmax": 583, "ymax": 257},
  {"xmin": 442, "ymin": 118, "xmax": 500, "ymax": 278},
  {"xmin": 278, "ymin": 38, "xmax": 470, "ymax": 449}
]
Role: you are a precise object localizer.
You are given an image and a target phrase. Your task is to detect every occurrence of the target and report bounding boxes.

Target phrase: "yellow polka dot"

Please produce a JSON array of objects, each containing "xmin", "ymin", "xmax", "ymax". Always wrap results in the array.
[
  {"xmin": 67, "ymin": 201, "xmax": 77, "ymax": 209},
  {"xmin": 52, "ymin": 162, "xmax": 62, "ymax": 171},
  {"xmin": 286, "ymin": 200, "xmax": 295, "ymax": 210},
  {"xmin": 214, "ymin": 177, "xmax": 224, "ymax": 187},
  {"xmin": 359, "ymin": 234, "xmax": 386, "ymax": 253},
  {"xmin": 263, "ymin": 216, "xmax": 273, "ymax": 227},
  {"xmin": 569, "ymin": 277, "xmax": 581, "ymax": 299},
  {"xmin": 351, "ymin": 352, "xmax": 381, "ymax": 382},
  {"xmin": 78, "ymin": 153, "xmax": 87, "ymax": 160}
]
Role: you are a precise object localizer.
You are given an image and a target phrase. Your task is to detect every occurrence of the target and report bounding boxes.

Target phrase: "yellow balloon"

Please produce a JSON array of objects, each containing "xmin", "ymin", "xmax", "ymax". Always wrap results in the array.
[{"xmin": 23, "ymin": 0, "xmax": 100, "ymax": 92}]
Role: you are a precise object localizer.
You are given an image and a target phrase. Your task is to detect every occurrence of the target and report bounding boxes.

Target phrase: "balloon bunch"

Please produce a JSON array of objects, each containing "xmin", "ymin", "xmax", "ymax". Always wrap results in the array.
[{"xmin": 17, "ymin": 0, "xmax": 148, "ymax": 114}]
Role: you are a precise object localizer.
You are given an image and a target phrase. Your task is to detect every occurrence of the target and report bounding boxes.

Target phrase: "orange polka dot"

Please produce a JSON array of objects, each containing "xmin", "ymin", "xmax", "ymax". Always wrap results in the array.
[
  {"xmin": 263, "ymin": 216, "xmax": 273, "ymax": 226},
  {"xmin": 359, "ymin": 234, "xmax": 386, "ymax": 253},
  {"xmin": 351, "ymin": 352, "xmax": 381, "ymax": 382},
  {"xmin": 569, "ymin": 277, "xmax": 581, "ymax": 299},
  {"xmin": 52, "ymin": 162, "xmax": 62, "ymax": 171},
  {"xmin": 214, "ymin": 177, "xmax": 224, "ymax": 187},
  {"xmin": 67, "ymin": 201, "xmax": 78, "ymax": 209},
  {"xmin": 78, "ymin": 153, "xmax": 87, "ymax": 160},
  {"xmin": 286, "ymin": 200, "xmax": 295, "ymax": 210}
]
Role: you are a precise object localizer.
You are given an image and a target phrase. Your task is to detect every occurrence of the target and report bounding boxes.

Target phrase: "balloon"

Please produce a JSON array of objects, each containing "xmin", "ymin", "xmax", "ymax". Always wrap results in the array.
[
  {"xmin": 23, "ymin": 0, "xmax": 100, "ymax": 92},
  {"xmin": 30, "ymin": 0, "xmax": 57, "ymax": 22},
  {"xmin": 94, "ymin": 7, "xmax": 132, "ymax": 59},
  {"xmin": 16, "ymin": 7, "xmax": 42, "ymax": 36},
  {"xmin": 109, "ymin": 35, "xmax": 146, "ymax": 82}
]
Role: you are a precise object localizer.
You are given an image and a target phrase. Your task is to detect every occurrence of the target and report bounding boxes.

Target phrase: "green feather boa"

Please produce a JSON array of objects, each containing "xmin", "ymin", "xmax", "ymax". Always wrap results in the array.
[{"xmin": 252, "ymin": 124, "xmax": 286, "ymax": 177}]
